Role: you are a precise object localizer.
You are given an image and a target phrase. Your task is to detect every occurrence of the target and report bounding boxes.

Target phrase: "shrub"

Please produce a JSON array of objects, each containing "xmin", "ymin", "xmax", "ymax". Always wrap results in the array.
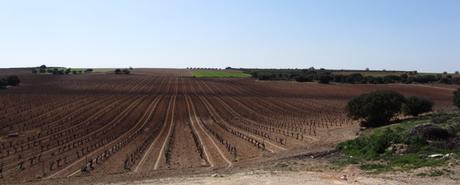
[
  {"xmin": 431, "ymin": 112, "xmax": 451, "ymax": 124},
  {"xmin": 402, "ymin": 96, "xmax": 433, "ymax": 116},
  {"xmin": 6, "ymin": 75, "xmax": 20, "ymax": 86},
  {"xmin": 346, "ymin": 73, "xmax": 364, "ymax": 84},
  {"xmin": 337, "ymin": 128, "xmax": 402, "ymax": 159},
  {"xmin": 383, "ymin": 75, "xmax": 402, "ymax": 83},
  {"xmin": 347, "ymin": 91, "xmax": 406, "ymax": 127},
  {"xmin": 454, "ymin": 89, "xmax": 460, "ymax": 108},
  {"xmin": 333, "ymin": 75, "xmax": 346, "ymax": 83},
  {"xmin": 114, "ymin": 69, "xmax": 122, "ymax": 74}
]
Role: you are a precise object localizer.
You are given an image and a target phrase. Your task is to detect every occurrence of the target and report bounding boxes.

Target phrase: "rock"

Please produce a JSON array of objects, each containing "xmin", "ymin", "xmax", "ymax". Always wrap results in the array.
[
  {"xmin": 443, "ymin": 153, "xmax": 454, "ymax": 159},
  {"xmin": 340, "ymin": 175, "xmax": 348, "ymax": 181},
  {"xmin": 428, "ymin": 154, "xmax": 443, "ymax": 158},
  {"xmin": 387, "ymin": 143, "xmax": 409, "ymax": 154},
  {"xmin": 211, "ymin": 173, "xmax": 224, "ymax": 178}
]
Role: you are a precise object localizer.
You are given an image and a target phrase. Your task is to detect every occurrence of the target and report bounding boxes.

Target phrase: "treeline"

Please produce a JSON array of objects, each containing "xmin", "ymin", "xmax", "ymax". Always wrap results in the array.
[
  {"xmin": 0, "ymin": 76, "xmax": 20, "ymax": 89},
  {"xmin": 245, "ymin": 69, "xmax": 333, "ymax": 83},
  {"xmin": 244, "ymin": 68, "xmax": 460, "ymax": 85},
  {"xmin": 31, "ymin": 65, "xmax": 93, "ymax": 75}
]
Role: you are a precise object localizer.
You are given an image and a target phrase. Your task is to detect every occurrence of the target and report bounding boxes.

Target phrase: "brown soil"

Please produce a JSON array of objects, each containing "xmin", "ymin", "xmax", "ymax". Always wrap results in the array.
[{"xmin": 0, "ymin": 68, "xmax": 456, "ymax": 184}]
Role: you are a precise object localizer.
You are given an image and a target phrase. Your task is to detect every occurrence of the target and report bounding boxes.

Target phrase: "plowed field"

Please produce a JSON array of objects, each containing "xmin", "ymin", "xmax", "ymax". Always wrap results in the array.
[{"xmin": 0, "ymin": 69, "xmax": 455, "ymax": 183}]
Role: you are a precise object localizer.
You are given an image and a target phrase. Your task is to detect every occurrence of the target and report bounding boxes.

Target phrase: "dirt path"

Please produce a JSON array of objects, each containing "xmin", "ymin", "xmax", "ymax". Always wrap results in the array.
[{"xmin": 88, "ymin": 170, "xmax": 458, "ymax": 185}]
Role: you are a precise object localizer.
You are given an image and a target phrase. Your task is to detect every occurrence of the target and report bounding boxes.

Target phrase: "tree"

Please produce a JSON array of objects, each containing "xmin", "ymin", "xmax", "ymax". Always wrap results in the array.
[
  {"xmin": 454, "ymin": 88, "xmax": 460, "ymax": 108},
  {"xmin": 346, "ymin": 73, "xmax": 364, "ymax": 84},
  {"xmin": 39, "ymin": 65, "xmax": 47, "ymax": 73},
  {"xmin": 6, "ymin": 76, "xmax": 20, "ymax": 86},
  {"xmin": 347, "ymin": 91, "xmax": 406, "ymax": 127},
  {"xmin": 402, "ymin": 96, "xmax": 433, "ymax": 116},
  {"xmin": 51, "ymin": 68, "xmax": 59, "ymax": 75}
]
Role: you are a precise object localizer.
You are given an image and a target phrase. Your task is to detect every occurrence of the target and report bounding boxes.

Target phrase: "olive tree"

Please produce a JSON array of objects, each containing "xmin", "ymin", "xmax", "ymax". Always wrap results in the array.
[{"xmin": 347, "ymin": 91, "xmax": 405, "ymax": 127}]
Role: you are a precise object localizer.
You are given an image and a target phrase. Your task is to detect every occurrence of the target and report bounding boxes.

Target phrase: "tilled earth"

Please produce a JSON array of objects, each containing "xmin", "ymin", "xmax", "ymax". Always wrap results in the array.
[{"xmin": 0, "ymin": 68, "xmax": 456, "ymax": 184}]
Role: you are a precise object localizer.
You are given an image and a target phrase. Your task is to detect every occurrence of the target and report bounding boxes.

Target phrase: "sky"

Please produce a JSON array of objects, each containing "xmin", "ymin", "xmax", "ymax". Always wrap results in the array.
[{"xmin": 0, "ymin": 0, "xmax": 459, "ymax": 72}]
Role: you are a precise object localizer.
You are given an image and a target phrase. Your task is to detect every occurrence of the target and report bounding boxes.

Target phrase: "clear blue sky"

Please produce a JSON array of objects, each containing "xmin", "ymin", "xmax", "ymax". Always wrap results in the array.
[{"xmin": 0, "ymin": 0, "xmax": 459, "ymax": 72}]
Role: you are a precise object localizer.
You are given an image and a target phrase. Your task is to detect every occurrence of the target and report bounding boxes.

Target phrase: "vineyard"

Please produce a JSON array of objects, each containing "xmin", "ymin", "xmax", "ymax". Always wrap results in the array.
[{"xmin": 0, "ymin": 69, "xmax": 455, "ymax": 183}]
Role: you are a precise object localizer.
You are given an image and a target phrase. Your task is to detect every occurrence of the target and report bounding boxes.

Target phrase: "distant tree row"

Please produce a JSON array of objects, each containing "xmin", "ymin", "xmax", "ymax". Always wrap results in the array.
[
  {"xmin": 244, "ymin": 68, "xmax": 460, "ymax": 85},
  {"xmin": 0, "ymin": 76, "xmax": 20, "ymax": 89},
  {"xmin": 246, "ymin": 68, "xmax": 334, "ymax": 84},
  {"xmin": 31, "ymin": 65, "xmax": 93, "ymax": 75},
  {"xmin": 187, "ymin": 67, "xmax": 223, "ymax": 70}
]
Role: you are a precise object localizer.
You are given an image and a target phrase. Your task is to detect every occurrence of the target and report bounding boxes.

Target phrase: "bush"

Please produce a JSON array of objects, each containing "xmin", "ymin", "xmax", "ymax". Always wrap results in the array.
[
  {"xmin": 402, "ymin": 96, "xmax": 433, "ymax": 116},
  {"xmin": 6, "ymin": 75, "xmax": 20, "ymax": 86},
  {"xmin": 454, "ymin": 89, "xmax": 460, "ymax": 108},
  {"xmin": 347, "ymin": 91, "xmax": 406, "ymax": 127},
  {"xmin": 337, "ymin": 128, "xmax": 402, "ymax": 159},
  {"xmin": 122, "ymin": 69, "xmax": 131, "ymax": 74},
  {"xmin": 431, "ymin": 112, "xmax": 451, "ymax": 124},
  {"xmin": 114, "ymin": 69, "xmax": 122, "ymax": 74},
  {"xmin": 346, "ymin": 73, "xmax": 365, "ymax": 84}
]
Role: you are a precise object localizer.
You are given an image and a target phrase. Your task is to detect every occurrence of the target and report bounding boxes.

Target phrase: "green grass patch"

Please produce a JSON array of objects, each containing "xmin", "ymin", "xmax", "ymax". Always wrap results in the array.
[
  {"xmin": 334, "ymin": 112, "xmax": 460, "ymax": 173},
  {"xmin": 191, "ymin": 70, "xmax": 251, "ymax": 78}
]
